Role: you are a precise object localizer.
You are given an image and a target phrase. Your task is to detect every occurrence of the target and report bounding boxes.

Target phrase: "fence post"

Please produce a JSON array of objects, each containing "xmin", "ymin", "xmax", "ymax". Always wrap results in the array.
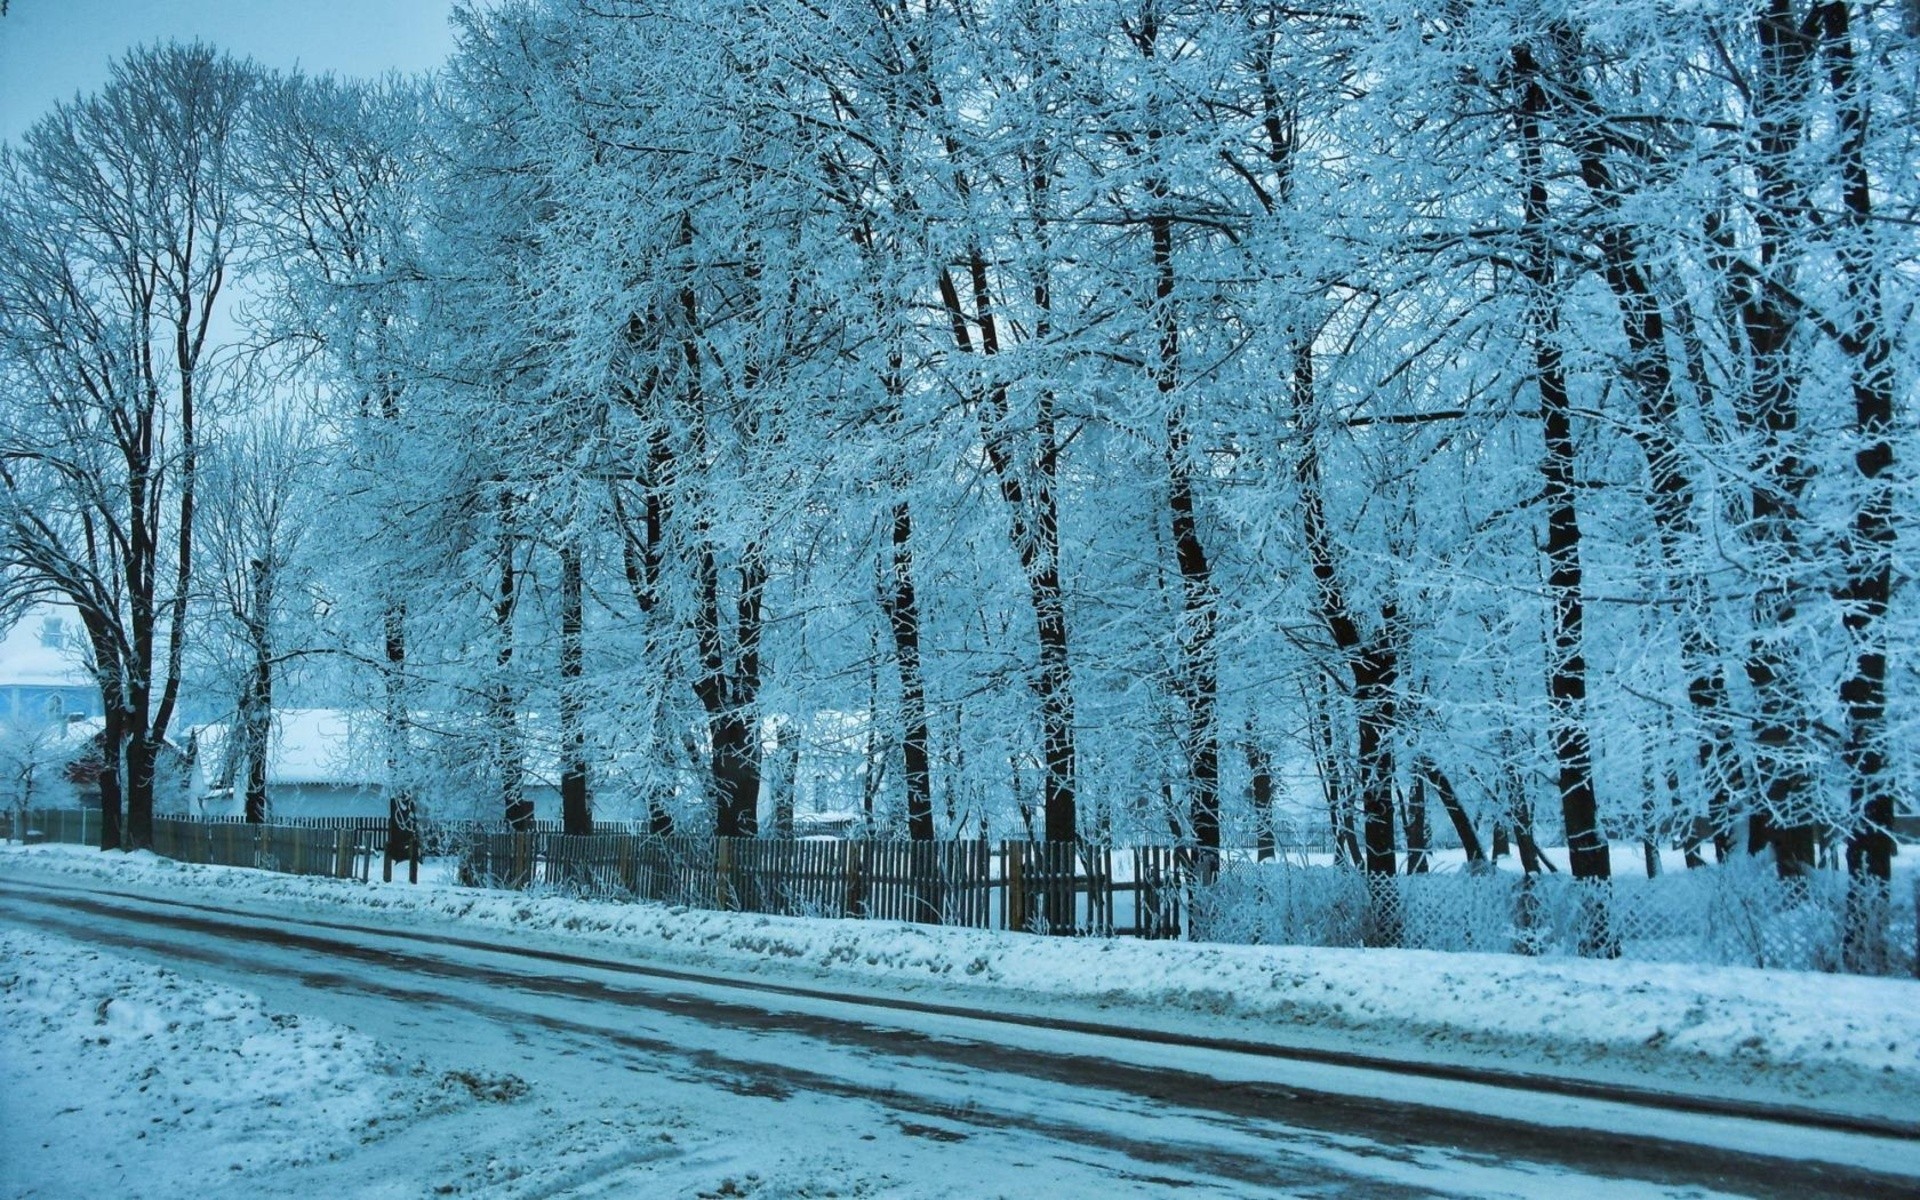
[
  {"xmin": 1004, "ymin": 841, "xmax": 1023, "ymax": 932},
  {"xmin": 843, "ymin": 840, "xmax": 864, "ymax": 918}
]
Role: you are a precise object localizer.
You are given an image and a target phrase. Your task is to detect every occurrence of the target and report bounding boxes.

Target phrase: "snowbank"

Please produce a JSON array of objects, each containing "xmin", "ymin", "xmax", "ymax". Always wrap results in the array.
[
  {"xmin": 5, "ymin": 842, "xmax": 1916, "ymax": 1123},
  {"xmin": 0, "ymin": 924, "xmax": 482, "ymax": 1199}
]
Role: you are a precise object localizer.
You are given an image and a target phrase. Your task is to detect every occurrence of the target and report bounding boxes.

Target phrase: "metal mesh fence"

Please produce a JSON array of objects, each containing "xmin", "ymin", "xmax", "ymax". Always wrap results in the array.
[
  {"xmin": 1192, "ymin": 857, "xmax": 1918, "ymax": 975},
  {"xmin": 1, "ymin": 808, "xmax": 101, "ymax": 846}
]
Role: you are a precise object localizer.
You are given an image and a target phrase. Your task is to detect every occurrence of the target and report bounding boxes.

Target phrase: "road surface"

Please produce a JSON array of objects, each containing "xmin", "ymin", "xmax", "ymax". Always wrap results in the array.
[{"xmin": 1, "ymin": 868, "xmax": 1914, "ymax": 1198}]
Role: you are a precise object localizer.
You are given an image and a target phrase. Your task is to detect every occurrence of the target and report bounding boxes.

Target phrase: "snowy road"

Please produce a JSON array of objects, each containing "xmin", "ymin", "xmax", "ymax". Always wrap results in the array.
[{"xmin": 2, "ymin": 872, "xmax": 1915, "ymax": 1199}]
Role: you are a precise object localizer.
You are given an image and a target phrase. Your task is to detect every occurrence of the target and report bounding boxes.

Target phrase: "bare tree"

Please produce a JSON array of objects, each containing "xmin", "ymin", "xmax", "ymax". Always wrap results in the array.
[
  {"xmin": 197, "ymin": 411, "xmax": 318, "ymax": 823},
  {"xmin": 0, "ymin": 44, "xmax": 256, "ymax": 849}
]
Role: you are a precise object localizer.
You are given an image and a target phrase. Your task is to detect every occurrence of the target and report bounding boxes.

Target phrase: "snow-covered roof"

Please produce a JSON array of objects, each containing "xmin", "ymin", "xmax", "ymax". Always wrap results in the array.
[
  {"xmin": 0, "ymin": 606, "xmax": 92, "ymax": 689},
  {"xmin": 192, "ymin": 709, "xmax": 383, "ymax": 788}
]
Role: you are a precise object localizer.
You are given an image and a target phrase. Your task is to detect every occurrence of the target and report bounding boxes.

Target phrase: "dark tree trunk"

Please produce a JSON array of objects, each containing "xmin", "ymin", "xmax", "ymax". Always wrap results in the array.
[
  {"xmin": 673, "ymin": 230, "xmax": 768, "ymax": 842},
  {"xmin": 937, "ymin": 260, "xmax": 1076, "ymax": 845},
  {"xmin": 699, "ymin": 543, "xmax": 766, "ymax": 839},
  {"xmin": 1245, "ymin": 731, "xmax": 1275, "ymax": 862},
  {"xmin": 1515, "ymin": 48, "xmax": 1608, "ymax": 906},
  {"xmin": 78, "ymin": 613, "xmax": 127, "ymax": 850},
  {"xmin": 237, "ymin": 555, "xmax": 274, "ymax": 824},
  {"xmin": 1516, "ymin": 828, "xmax": 1556, "ymax": 875},
  {"xmin": 558, "ymin": 542, "xmax": 590, "ymax": 836},
  {"xmin": 712, "ymin": 713, "xmax": 760, "ymax": 839},
  {"xmin": 1306, "ymin": 677, "xmax": 1359, "ymax": 865},
  {"xmin": 611, "ymin": 417, "xmax": 679, "ymax": 838},
  {"xmin": 884, "ymin": 499, "xmax": 935, "ymax": 840},
  {"xmin": 1354, "ymin": 623, "xmax": 1400, "ymax": 881},
  {"xmin": 1499, "ymin": 717, "xmax": 1554, "ymax": 877},
  {"xmin": 1135, "ymin": 10, "xmax": 1221, "ymax": 860},
  {"xmin": 1420, "ymin": 760, "xmax": 1486, "ymax": 867},
  {"xmin": 98, "ymin": 706, "xmax": 125, "ymax": 852},
  {"xmin": 242, "ymin": 656, "xmax": 271, "ymax": 825},
  {"xmin": 1734, "ymin": 0, "xmax": 1823, "ymax": 877},
  {"xmin": 862, "ymin": 634, "xmax": 883, "ymax": 825},
  {"xmin": 124, "ymin": 731, "xmax": 156, "ymax": 851},
  {"xmin": 1818, "ymin": 3, "xmax": 1896, "ymax": 913},
  {"xmin": 1294, "ymin": 344, "xmax": 1398, "ymax": 878},
  {"xmin": 494, "ymin": 499, "xmax": 530, "ymax": 831},
  {"xmin": 1404, "ymin": 774, "xmax": 1431, "ymax": 875},
  {"xmin": 1539, "ymin": 25, "xmax": 1744, "ymax": 858},
  {"xmin": 1155, "ymin": 221, "xmax": 1220, "ymax": 862},
  {"xmin": 383, "ymin": 601, "xmax": 415, "ymax": 882}
]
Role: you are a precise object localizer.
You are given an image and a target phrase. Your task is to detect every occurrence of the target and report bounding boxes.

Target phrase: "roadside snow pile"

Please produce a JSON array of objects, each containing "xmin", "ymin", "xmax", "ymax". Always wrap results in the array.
[
  {"xmin": 0, "ymin": 925, "xmax": 471, "ymax": 1199},
  {"xmin": 5, "ymin": 843, "xmax": 1917, "ymax": 1112}
]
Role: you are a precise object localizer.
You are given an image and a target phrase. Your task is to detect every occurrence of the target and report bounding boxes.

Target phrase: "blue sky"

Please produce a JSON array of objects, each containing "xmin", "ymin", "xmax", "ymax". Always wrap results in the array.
[{"xmin": 0, "ymin": 0, "xmax": 464, "ymax": 143}]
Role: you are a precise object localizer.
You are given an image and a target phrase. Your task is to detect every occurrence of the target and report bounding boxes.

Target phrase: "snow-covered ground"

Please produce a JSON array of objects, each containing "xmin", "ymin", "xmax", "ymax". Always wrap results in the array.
[
  {"xmin": 0, "ymin": 928, "xmax": 505, "ymax": 1199},
  {"xmin": 2, "ymin": 842, "xmax": 1916, "ymax": 1197}
]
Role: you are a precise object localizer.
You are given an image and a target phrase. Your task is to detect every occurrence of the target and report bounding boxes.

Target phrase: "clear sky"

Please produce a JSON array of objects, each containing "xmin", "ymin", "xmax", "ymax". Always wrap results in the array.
[{"xmin": 0, "ymin": 0, "xmax": 465, "ymax": 143}]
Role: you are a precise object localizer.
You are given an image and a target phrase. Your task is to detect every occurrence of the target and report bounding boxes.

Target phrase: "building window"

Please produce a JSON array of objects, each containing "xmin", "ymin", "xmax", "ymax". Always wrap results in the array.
[{"xmin": 38, "ymin": 616, "xmax": 64, "ymax": 648}]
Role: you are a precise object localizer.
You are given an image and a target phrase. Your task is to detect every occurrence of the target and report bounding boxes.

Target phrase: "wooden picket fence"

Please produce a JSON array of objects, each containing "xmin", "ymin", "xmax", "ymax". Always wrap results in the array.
[
  {"xmin": 458, "ymin": 833, "xmax": 1194, "ymax": 938},
  {"xmin": 151, "ymin": 816, "xmax": 372, "ymax": 882},
  {"xmin": 4, "ymin": 806, "xmax": 1192, "ymax": 939}
]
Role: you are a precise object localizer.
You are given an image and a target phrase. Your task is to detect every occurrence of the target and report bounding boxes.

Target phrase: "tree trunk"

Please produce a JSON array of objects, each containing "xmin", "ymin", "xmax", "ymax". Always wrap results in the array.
[
  {"xmin": 559, "ymin": 542, "xmax": 590, "ymax": 836},
  {"xmin": 1515, "ymin": 47, "xmax": 1609, "ymax": 912},
  {"xmin": 383, "ymin": 601, "xmax": 415, "ymax": 882},
  {"xmin": 1733, "ymin": 0, "xmax": 1824, "ymax": 877},
  {"xmin": 700, "ymin": 544, "xmax": 766, "ymax": 839},
  {"xmin": 494, "ymin": 498, "xmax": 530, "ymax": 831},
  {"xmin": 884, "ymin": 499, "xmax": 935, "ymax": 840},
  {"xmin": 97, "ymin": 706, "xmax": 125, "ymax": 852},
  {"xmin": 1404, "ymin": 773, "xmax": 1431, "ymax": 875},
  {"xmin": 1134, "ymin": 12, "xmax": 1222, "ymax": 860},
  {"xmin": 123, "ymin": 732, "xmax": 156, "ymax": 851},
  {"xmin": 1245, "ymin": 731, "xmax": 1275, "ymax": 862},
  {"xmin": 611, "ymin": 418, "xmax": 677, "ymax": 838},
  {"xmin": 1293, "ymin": 343, "xmax": 1397, "ymax": 879},
  {"xmin": 1819, "ymin": 3, "xmax": 1896, "ymax": 924},
  {"xmin": 1539, "ymin": 23, "xmax": 1745, "ymax": 865},
  {"xmin": 241, "ymin": 554, "xmax": 273, "ymax": 824},
  {"xmin": 1306, "ymin": 676, "xmax": 1359, "ymax": 866},
  {"xmin": 937, "ymin": 259, "xmax": 1076, "ymax": 845},
  {"xmin": 242, "ymin": 641, "xmax": 271, "ymax": 825},
  {"xmin": 1420, "ymin": 760, "xmax": 1486, "ymax": 868},
  {"xmin": 1354, "ymin": 622, "xmax": 1400, "ymax": 881},
  {"xmin": 1156, "ymin": 237, "xmax": 1221, "ymax": 863},
  {"xmin": 712, "ymin": 712, "xmax": 760, "ymax": 839}
]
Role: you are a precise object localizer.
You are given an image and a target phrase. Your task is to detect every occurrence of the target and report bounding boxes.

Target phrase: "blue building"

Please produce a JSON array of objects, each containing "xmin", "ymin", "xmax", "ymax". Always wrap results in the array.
[{"xmin": 0, "ymin": 608, "xmax": 96, "ymax": 728}]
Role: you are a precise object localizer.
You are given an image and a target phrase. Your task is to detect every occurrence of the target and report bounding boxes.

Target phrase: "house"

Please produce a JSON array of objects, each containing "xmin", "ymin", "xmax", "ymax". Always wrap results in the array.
[
  {"xmin": 56, "ymin": 716, "xmax": 194, "ymax": 812},
  {"xmin": 190, "ymin": 708, "xmax": 392, "ymax": 818},
  {"xmin": 0, "ymin": 607, "xmax": 96, "ymax": 727},
  {"xmin": 188, "ymin": 708, "xmax": 566, "ymax": 822}
]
